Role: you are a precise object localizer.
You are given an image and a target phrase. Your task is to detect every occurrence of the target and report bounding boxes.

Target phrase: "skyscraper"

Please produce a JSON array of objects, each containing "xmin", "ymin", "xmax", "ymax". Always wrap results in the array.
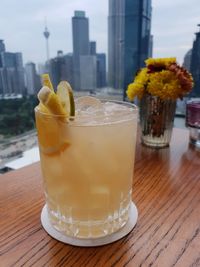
[
  {"xmin": 190, "ymin": 25, "xmax": 200, "ymax": 97},
  {"xmin": 108, "ymin": 0, "xmax": 124, "ymax": 90},
  {"xmin": 97, "ymin": 54, "xmax": 106, "ymax": 88},
  {"xmin": 49, "ymin": 51, "xmax": 74, "ymax": 89},
  {"xmin": 72, "ymin": 11, "xmax": 89, "ymax": 90},
  {"xmin": 0, "ymin": 40, "xmax": 5, "ymax": 53},
  {"xmin": 90, "ymin": 41, "xmax": 96, "ymax": 55},
  {"xmin": 183, "ymin": 49, "xmax": 192, "ymax": 71},
  {"xmin": 0, "ymin": 42, "xmax": 25, "ymax": 95},
  {"xmin": 108, "ymin": 0, "xmax": 152, "ymax": 95},
  {"xmin": 89, "ymin": 41, "xmax": 106, "ymax": 89},
  {"xmin": 25, "ymin": 62, "xmax": 41, "ymax": 95},
  {"xmin": 80, "ymin": 55, "xmax": 97, "ymax": 90},
  {"xmin": 64, "ymin": 53, "xmax": 74, "ymax": 87},
  {"xmin": 0, "ymin": 68, "xmax": 6, "ymax": 94}
]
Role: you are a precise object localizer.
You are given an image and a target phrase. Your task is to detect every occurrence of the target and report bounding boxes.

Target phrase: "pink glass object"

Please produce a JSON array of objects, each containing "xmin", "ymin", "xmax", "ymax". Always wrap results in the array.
[{"xmin": 186, "ymin": 100, "xmax": 200, "ymax": 148}]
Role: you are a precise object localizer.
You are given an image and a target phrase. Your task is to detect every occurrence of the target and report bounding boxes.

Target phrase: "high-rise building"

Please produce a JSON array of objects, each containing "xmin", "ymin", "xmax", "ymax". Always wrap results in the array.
[
  {"xmin": 49, "ymin": 50, "xmax": 65, "ymax": 87},
  {"xmin": 183, "ymin": 49, "xmax": 192, "ymax": 71},
  {"xmin": 72, "ymin": 11, "xmax": 89, "ymax": 90},
  {"xmin": 108, "ymin": 0, "xmax": 152, "ymax": 95},
  {"xmin": 49, "ymin": 51, "xmax": 74, "ymax": 88},
  {"xmin": 89, "ymin": 41, "xmax": 106, "ymax": 89},
  {"xmin": 64, "ymin": 53, "xmax": 74, "ymax": 87},
  {"xmin": 90, "ymin": 41, "xmax": 96, "ymax": 55},
  {"xmin": 0, "ymin": 68, "xmax": 7, "ymax": 94},
  {"xmin": 15, "ymin": 53, "xmax": 25, "ymax": 95},
  {"xmin": 25, "ymin": 62, "xmax": 41, "ymax": 95},
  {"xmin": 0, "ymin": 40, "xmax": 5, "ymax": 53},
  {"xmin": 72, "ymin": 11, "xmax": 106, "ymax": 91},
  {"xmin": 0, "ymin": 44, "xmax": 25, "ymax": 95},
  {"xmin": 97, "ymin": 53, "xmax": 106, "ymax": 88},
  {"xmin": 80, "ymin": 55, "xmax": 96, "ymax": 90},
  {"xmin": 37, "ymin": 63, "xmax": 46, "ymax": 76},
  {"xmin": 190, "ymin": 25, "xmax": 200, "ymax": 97},
  {"xmin": 149, "ymin": 35, "xmax": 153, "ymax": 58}
]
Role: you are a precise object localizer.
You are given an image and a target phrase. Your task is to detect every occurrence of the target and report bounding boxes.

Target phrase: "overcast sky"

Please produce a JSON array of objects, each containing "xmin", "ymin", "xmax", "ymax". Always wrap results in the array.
[{"xmin": 0, "ymin": 0, "xmax": 200, "ymax": 66}]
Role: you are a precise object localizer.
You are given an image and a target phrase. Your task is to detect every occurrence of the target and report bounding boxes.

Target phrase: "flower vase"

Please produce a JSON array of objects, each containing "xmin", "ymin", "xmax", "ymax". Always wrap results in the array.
[{"xmin": 140, "ymin": 94, "xmax": 176, "ymax": 148}]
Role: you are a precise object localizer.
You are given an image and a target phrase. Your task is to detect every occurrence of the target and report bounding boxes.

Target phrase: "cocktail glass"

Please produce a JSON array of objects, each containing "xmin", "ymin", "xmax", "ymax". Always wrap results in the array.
[{"xmin": 35, "ymin": 100, "xmax": 138, "ymax": 243}]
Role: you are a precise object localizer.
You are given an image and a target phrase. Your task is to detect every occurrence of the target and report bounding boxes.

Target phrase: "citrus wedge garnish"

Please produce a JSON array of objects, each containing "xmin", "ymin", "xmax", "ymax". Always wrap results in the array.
[
  {"xmin": 41, "ymin": 73, "xmax": 54, "ymax": 91},
  {"xmin": 35, "ymin": 112, "xmax": 58, "ymax": 154},
  {"xmin": 36, "ymin": 78, "xmax": 75, "ymax": 156},
  {"xmin": 38, "ymin": 73, "xmax": 54, "ymax": 113},
  {"xmin": 38, "ymin": 86, "xmax": 67, "ymax": 117},
  {"xmin": 36, "ymin": 86, "xmax": 70, "ymax": 155},
  {"xmin": 35, "ymin": 110, "xmax": 70, "ymax": 156},
  {"xmin": 57, "ymin": 81, "xmax": 75, "ymax": 117}
]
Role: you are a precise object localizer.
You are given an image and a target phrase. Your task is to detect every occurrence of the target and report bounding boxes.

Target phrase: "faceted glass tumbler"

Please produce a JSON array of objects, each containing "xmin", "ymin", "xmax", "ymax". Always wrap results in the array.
[
  {"xmin": 35, "ymin": 101, "xmax": 138, "ymax": 239},
  {"xmin": 140, "ymin": 94, "xmax": 176, "ymax": 148}
]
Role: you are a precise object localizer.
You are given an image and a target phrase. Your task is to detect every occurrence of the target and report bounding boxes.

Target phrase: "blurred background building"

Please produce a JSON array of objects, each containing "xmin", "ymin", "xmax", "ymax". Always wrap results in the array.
[
  {"xmin": 0, "ymin": 40, "xmax": 25, "ymax": 95},
  {"xmin": 190, "ymin": 25, "xmax": 200, "ymax": 97},
  {"xmin": 182, "ymin": 49, "xmax": 192, "ymax": 71},
  {"xmin": 48, "ymin": 50, "xmax": 73, "ymax": 89},
  {"xmin": 80, "ymin": 55, "xmax": 97, "ymax": 90},
  {"xmin": 108, "ymin": 0, "xmax": 152, "ymax": 98},
  {"xmin": 72, "ymin": 11, "xmax": 90, "ymax": 90},
  {"xmin": 72, "ymin": 11, "xmax": 107, "ymax": 92},
  {"xmin": 96, "ymin": 53, "xmax": 106, "ymax": 88},
  {"xmin": 25, "ymin": 62, "xmax": 41, "ymax": 95}
]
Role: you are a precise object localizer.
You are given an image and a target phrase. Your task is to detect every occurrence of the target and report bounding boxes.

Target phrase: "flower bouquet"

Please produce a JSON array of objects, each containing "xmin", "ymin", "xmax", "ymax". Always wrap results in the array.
[{"xmin": 127, "ymin": 58, "xmax": 193, "ymax": 148}]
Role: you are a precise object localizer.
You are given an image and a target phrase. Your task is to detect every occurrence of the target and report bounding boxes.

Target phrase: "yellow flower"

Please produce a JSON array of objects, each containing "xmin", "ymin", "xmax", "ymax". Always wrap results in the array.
[
  {"xmin": 145, "ymin": 58, "xmax": 176, "ymax": 68},
  {"xmin": 147, "ymin": 71, "xmax": 181, "ymax": 99},
  {"xmin": 126, "ymin": 57, "xmax": 194, "ymax": 101},
  {"xmin": 126, "ymin": 82, "xmax": 144, "ymax": 100},
  {"xmin": 135, "ymin": 68, "xmax": 149, "ymax": 84}
]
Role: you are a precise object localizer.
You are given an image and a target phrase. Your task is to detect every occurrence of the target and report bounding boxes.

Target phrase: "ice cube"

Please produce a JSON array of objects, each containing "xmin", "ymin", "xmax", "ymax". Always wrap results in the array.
[
  {"xmin": 104, "ymin": 102, "xmax": 128, "ymax": 114},
  {"xmin": 75, "ymin": 96, "xmax": 102, "ymax": 113}
]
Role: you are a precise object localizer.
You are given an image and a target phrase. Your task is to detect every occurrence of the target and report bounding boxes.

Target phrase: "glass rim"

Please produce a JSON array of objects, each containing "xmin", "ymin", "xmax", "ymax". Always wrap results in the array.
[
  {"xmin": 186, "ymin": 99, "xmax": 200, "ymax": 107},
  {"xmin": 34, "ymin": 99, "xmax": 138, "ymax": 121}
]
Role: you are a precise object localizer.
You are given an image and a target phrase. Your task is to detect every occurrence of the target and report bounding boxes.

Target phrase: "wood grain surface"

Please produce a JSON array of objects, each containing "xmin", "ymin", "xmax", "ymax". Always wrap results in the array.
[{"xmin": 0, "ymin": 128, "xmax": 200, "ymax": 267}]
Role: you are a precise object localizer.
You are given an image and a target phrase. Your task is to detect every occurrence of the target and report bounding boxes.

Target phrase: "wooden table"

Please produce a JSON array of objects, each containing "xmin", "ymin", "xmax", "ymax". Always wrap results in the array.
[{"xmin": 1, "ymin": 128, "xmax": 200, "ymax": 267}]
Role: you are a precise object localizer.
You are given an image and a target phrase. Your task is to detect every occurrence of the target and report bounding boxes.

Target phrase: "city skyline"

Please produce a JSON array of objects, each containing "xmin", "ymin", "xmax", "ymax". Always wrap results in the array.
[
  {"xmin": 0, "ymin": 0, "xmax": 200, "ymax": 65},
  {"xmin": 0, "ymin": 8, "xmax": 107, "ymax": 95}
]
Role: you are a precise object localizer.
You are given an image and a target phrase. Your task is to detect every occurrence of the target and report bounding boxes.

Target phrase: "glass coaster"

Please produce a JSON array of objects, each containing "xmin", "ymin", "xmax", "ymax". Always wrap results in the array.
[{"xmin": 41, "ymin": 201, "xmax": 138, "ymax": 247}]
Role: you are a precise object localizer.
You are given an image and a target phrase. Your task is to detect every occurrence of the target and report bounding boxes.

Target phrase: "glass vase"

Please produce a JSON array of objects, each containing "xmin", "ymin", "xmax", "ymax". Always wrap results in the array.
[{"xmin": 140, "ymin": 94, "xmax": 176, "ymax": 148}]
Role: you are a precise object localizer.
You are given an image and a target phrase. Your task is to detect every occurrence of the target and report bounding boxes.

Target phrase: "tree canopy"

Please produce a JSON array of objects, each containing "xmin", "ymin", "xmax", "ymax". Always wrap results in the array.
[{"xmin": 0, "ymin": 96, "xmax": 39, "ymax": 137}]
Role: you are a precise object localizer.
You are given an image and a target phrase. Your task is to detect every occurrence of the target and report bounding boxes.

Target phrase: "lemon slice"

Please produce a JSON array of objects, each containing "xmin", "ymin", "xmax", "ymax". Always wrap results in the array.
[
  {"xmin": 41, "ymin": 73, "xmax": 54, "ymax": 91},
  {"xmin": 38, "ymin": 74, "xmax": 54, "ymax": 113},
  {"xmin": 36, "ymin": 87, "xmax": 70, "ymax": 156},
  {"xmin": 37, "ymin": 103, "xmax": 49, "ymax": 113},
  {"xmin": 57, "ymin": 81, "xmax": 75, "ymax": 117},
  {"xmin": 36, "ymin": 79, "xmax": 73, "ymax": 156},
  {"xmin": 38, "ymin": 86, "xmax": 67, "ymax": 117},
  {"xmin": 35, "ymin": 109, "xmax": 70, "ymax": 156}
]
